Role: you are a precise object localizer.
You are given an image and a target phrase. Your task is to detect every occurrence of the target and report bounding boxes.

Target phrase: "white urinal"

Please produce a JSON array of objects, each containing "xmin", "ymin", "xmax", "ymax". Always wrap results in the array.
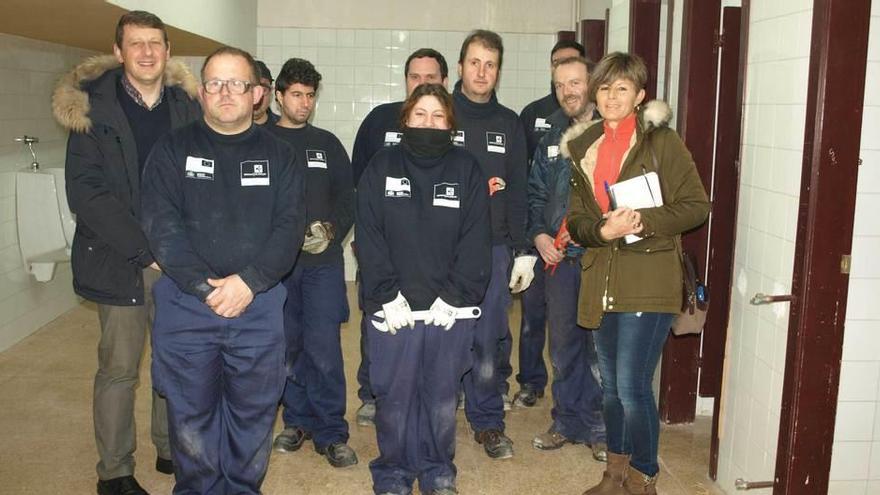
[{"xmin": 15, "ymin": 168, "xmax": 76, "ymax": 282}]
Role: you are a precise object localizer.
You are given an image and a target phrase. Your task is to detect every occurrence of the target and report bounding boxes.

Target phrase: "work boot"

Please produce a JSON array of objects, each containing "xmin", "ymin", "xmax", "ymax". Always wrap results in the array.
[
  {"xmin": 96, "ymin": 475, "xmax": 148, "ymax": 495},
  {"xmin": 315, "ymin": 442, "xmax": 359, "ymax": 468},
  {"xmin": 622, "ymin": 466, "xmax": 658, "ymax": 494},
  {"xmin": 155, "ymin": 456, "xmax": 173, "ymax": 475},
  {"xmin": 474, "ymin": 429, "xmax": 514, "ymax": 459},
  {"xmin": 589, "ymin": 441, "xmax": 609, "ymax": 462},
  {"xmin": 582, "ymin": 452, "xmax": 629, "ymax": 495},
  {"xmin": 273, "ymin": 426, "xmax": 312, "ymax": 453},
  {"xmin": 512, "ymin": 387, "xmax": 544, "ymax": 408},
  {"xmin": 533, "ymin": 427, "xmax": 575, "ymax": 450},
  {"xmin": 356, "ymin": 401, "xmax": 376, "ymax": 427}
]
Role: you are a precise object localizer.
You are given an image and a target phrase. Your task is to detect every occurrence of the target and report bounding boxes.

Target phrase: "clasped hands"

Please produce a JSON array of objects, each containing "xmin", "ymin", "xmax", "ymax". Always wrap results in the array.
[{"xmin": 205, "ymin": 274, "xmax": 254, "ymax": 318}]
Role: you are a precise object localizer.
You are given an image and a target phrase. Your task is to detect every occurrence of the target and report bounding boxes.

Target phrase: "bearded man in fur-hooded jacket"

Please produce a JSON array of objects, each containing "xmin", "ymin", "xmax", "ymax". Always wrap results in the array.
[{"xmin": 52, "ymin": 11, "xmax": 200, "ymax": 495}]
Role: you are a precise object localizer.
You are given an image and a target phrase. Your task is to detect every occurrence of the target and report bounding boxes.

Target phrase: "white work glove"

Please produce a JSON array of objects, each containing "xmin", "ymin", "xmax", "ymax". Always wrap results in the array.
[
  {"xmin": 424, "ymin": 297, "xmax": 457, "ymax": 330},
  {"xmin": 508, "ymin": 255, "xmax": 538, "ymax": 293},
  {"xmin": 380, "ymin": 291, "xmax": 415, "ymax": 334},
  {"xmin": 302, "ymin": 221, "xmax": 335, "ymax": 254}
]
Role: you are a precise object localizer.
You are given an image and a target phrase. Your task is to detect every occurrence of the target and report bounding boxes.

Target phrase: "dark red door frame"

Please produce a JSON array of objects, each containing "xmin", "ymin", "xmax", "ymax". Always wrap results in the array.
[
  {"xmin": 773, "ymin": 0, "xmax": 871, "ymax": 493},
  {"xmin": 580, "ymin": 19, "xmax": 607, "ymax": 62},
  {"xmin": 628, "ymin": 0, "xmax": 662, "ymax": 101},
  {"xmin": 708, "ymin": 4, "xmax": 746, "ymax": 480},
  {"xmin": 658, "ymin": 0, "xmax": 721, "ymax": 425}
]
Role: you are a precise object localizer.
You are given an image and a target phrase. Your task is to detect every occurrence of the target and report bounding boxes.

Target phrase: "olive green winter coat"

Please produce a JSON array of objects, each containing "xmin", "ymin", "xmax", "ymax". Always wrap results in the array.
[{"xmin": 562, "ymin": 100, "xmax": 710, "ymax": 329}]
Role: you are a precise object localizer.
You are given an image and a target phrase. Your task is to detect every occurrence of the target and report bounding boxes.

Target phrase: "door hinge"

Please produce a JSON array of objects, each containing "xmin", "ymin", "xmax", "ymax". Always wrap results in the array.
[
  {"xmin": 714, "ymin": 31, "xmax": 725, "ymax": 49},
  {"xmin": 841, "ymin": 254, "xmax": 852, "ymax": 274}
]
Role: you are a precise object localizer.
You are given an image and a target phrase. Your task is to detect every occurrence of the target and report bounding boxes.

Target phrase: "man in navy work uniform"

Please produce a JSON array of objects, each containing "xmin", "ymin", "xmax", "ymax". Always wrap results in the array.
[
  {"xmin": 350, "ymin": 47, "xmax": 448, "ymax": 427},
  {"xmin": 54, "ymin": 10, "xmax": 201, "ymax": 495},
  {"xmin": 453, "ymin": 29, "xmax": 534, "ymax": 460},
  {"xmin": 141, "ymin": 47, "xmax": 305, "ymax": 494},
  {"xmin": 526, "ymin": 56, "xmax": 607, "ymax": 462},
  {"xmin": 268, "ymin": 58, "xmax": 358, "ymax": 468},
  {"xmin": 512, "ymin": 39, "xmax": 587, "ymax": 410},
  {"xmin": 253, "ymin": 60, "xmax": 280, "ymax": 126}
]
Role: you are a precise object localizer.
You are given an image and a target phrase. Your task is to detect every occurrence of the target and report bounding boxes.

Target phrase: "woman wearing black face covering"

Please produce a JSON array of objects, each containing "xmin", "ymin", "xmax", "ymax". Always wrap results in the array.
[{"xmin": 356, "ymin": 83, "xmax": 492, "ymax": 495}]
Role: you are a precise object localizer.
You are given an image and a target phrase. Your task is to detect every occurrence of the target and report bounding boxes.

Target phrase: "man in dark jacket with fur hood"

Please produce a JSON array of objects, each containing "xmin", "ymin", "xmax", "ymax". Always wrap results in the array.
[{"xmin": 52, "ymin": 11, "xmax": 200, "ymax": 495}]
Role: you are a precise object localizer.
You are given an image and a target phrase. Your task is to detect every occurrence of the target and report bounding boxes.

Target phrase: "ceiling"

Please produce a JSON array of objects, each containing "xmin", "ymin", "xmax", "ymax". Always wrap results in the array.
[{"xmin": 0, "ymin": 0, "xmax": 223, "ymax": 55}]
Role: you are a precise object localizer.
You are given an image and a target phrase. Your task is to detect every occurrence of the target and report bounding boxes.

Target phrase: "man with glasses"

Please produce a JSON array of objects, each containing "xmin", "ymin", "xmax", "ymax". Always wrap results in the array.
[
  {"xmin": 54, "ymin": 10, "xmax": 200, "ymax": 495},
  {"xmin": 141, "ymin": 47, "xmax": 305, "ymax": 494},
  {"xmin": 254, "ymin": 60, "xmax": 280, "ymax": 126}
]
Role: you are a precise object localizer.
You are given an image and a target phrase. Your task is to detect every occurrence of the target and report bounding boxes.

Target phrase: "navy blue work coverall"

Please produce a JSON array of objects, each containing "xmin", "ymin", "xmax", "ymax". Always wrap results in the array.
[
  {"xmin": 357, "ymin": 142, "xmax": 491, "ymax": 495},
  {"xmin": 527, "ymin": 108, "xmax": 605, "ymax": 445},
  {"xmin": 514, "ymin": 91, "xmax": 562, "ymax": 396},
  {"xmin": 451, "ymin": 81, "xmax": 529, "ymax": 432},
  {"xmin": 269, "ymin": 124, "xmax": 355, "ymax": 448},
  {"xmin": 351, "ymin": 100, "xmax": 404, "ymax": 405},
  {"xmin": 141, "ymin": 120, "xmax": 305, "ymax": 494}
]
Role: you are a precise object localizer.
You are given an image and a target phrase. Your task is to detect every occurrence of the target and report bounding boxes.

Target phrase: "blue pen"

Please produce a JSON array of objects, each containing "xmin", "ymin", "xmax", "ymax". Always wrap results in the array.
[{"xmin": 604, "ymin": 180, "xmax": 617, "ymax": 210}]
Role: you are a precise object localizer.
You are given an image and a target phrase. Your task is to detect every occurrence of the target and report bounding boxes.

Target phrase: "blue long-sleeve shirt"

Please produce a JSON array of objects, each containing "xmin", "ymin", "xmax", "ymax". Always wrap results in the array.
[
  {"xmin": 452, "ymin": 81, "xmax": 529, "ymax": 251},
  {"xmin": 356, "ymin": 143, "xmax": 491, "ymax": 313},
  {"xmin": 141, "ymin": 120, "xmax": 306, "ymax": 300}
]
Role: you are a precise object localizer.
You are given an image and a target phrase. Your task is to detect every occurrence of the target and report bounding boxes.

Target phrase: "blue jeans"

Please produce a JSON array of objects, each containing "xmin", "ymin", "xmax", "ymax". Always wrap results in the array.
[
  {"xmin": 547, "ymin": 259, "xmax": 604, "ymax": 444},
  {"xmin": 280, "ymin": 263, "xmax": 350, "ymax": 448},
  {"xmin": 594, "ymin": 311, "xmax": 674, "ymax": 476},
  {"xmin": 516, "ymin": 263, "xmax": 548, "ymax": 393}
]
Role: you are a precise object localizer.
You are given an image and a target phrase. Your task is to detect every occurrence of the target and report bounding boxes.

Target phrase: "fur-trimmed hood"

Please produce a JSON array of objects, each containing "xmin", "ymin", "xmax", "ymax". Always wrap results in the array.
[
  {"xmin": 52, "ymin": 54, "xmax": 200, "ymax": 133},
  {"xmin": 559, "ymin": 99, "xmax": 673, "ymax": 161}
]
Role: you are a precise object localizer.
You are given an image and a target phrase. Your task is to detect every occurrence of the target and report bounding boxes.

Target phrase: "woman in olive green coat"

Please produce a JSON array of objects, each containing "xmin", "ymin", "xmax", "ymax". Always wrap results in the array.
[{"xmin": 563, "ymin": 52, "xmax": 710, "ymax": 495}]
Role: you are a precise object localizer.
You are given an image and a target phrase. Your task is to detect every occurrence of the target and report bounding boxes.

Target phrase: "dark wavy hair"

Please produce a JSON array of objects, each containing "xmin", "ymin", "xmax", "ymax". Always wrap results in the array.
[
  {"xmin": 275, "ymin": 58, "xmax": 322, "ymax": 93},
  {"xmin": 399, "ymin": 83, "xmax": 456, "ymax": 131}
]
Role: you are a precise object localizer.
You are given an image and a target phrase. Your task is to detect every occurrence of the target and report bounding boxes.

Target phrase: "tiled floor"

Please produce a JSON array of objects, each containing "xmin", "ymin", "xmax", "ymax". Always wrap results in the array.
[{"xmin": 0, "ymin": 285, "xmax": 726, "ymax": 494}]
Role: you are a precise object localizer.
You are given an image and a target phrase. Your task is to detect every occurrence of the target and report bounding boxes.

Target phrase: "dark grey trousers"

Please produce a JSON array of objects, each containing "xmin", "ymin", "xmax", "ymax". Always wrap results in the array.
[{"xmin": 94, "ymin": 268, "xmax": 169, "ymax": 480}]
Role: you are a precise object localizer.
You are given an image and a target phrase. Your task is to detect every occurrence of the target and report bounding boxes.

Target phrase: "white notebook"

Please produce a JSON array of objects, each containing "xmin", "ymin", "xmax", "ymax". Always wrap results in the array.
[{"xmin": 608, "ymin": 172, "xmax": 663, "ymax": 244}]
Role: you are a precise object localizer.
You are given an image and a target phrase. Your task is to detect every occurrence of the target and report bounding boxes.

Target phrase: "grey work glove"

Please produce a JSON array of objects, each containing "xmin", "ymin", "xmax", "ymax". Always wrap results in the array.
[{"xmin": 302, "ymin": 221, "xmax": 335, "ymax": 254}]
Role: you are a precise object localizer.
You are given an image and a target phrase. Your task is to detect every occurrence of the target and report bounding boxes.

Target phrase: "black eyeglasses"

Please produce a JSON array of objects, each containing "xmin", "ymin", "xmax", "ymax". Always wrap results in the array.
[{"xmin": 202, "ymin": 79, "xmax": 254, "ymax": 95}]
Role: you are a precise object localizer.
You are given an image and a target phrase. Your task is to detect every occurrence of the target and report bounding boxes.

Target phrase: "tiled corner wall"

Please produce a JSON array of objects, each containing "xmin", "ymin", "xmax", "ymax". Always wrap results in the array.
[
  {"xmin": 257, "ymin": 26, "xmax": 557, "ymax": 154},
  {"xmin": 0, "ymin": 33, "xmax": 95, "ymax": 351},
  {"xmin": 256, "ymin": 27, "xmax": 558, "ymax": 280},
  {"xmin": 828, "ymin": 3, "xmax": 880, "ymax": 494},
  {"xmin": 714, "ymin": 0, "xmax": 813, "ymax": 492}
]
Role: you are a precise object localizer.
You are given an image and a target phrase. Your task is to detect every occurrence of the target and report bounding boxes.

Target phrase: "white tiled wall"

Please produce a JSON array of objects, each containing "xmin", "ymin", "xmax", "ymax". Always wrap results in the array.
[
  {"xmin": 829, "ymin": 3, "xmax": 880, "ymax": 494},
  {"xmin": 257, "ymin": 27, "xmax": 557, "ymax": 279},
  {"xmin": 607, "ymin": 0, "xmax": 631, "ymax": 52},
  {"xmin": 714, "ymin": 0, "xmax": 813, "ymax": 492},
  {"xmin": 0, "ymin": 34, "xmax": 94, "ymax": 351},
  {"xmin": 257, "ymin": 27, "xmax": 558, "ymax": 153}
]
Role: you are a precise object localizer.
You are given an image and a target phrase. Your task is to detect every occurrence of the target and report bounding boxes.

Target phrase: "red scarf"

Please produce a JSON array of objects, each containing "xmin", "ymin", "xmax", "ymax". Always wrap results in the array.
[{"xmin": 593, "ymin": 113, "xmax": 637, "ymax": 213}]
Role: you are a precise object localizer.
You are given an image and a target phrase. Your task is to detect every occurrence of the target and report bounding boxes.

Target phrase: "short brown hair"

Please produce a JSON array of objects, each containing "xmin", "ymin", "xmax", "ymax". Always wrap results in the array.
[
  {"xmin": 399, "ymin": 83, "xmax": 457, "ymax": 131},
  {"xmin": 458, "ymin": 30, "xmax": 504, "ymax": 68},
  {"xmin": 552, "ymin": 56, "xmax": 592, "ymax": 77},
  {"xmin": 115, "ymin": 11, "xmax": 168, "ymax": 48},
  {"xmin": 200, "ymin": 46, "xmax": 260, "ymax": 85},
  {"xmin": 587, "ymin": 52, "xmax": 648, "ymax": 103}
]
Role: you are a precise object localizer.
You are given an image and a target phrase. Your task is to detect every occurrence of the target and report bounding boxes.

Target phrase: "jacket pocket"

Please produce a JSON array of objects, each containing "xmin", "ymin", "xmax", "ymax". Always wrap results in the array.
[
  {"xmin": 619, "ymin": 236, "xmax": 675, "ymax": 254},
  {"xmin": 579, "ymin": 249, "xmax": 599, "ymax": 270}
]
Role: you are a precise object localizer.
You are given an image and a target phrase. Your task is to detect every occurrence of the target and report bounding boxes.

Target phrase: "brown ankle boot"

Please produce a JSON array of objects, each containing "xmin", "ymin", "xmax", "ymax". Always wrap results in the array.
[
  {"xmin": 582, "ymin": 452, "xmax": 630, "ymax": 495},
  {"xmin": 622, "ymin": 465, "xmax": 658, "ymax": 494}
]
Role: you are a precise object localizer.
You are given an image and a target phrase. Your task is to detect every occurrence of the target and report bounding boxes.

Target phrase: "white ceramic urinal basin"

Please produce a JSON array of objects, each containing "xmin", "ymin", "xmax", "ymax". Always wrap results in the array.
[{"xmin": 15, "ymin": 167, "xmax": 76, "ymax": 282}]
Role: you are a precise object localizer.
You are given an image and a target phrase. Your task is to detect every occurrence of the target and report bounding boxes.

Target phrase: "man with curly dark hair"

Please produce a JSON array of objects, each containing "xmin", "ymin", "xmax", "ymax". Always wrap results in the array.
[{"xmin": 268, "ymin": 58, "xmax": 358, "ymax": 469}]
